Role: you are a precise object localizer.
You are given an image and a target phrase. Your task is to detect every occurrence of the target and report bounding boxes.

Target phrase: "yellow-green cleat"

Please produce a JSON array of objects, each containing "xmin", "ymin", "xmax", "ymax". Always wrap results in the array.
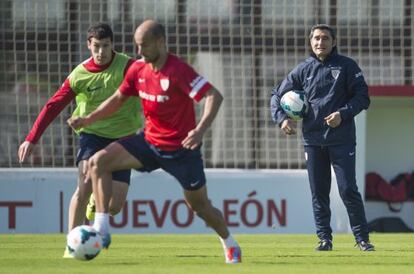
[
  {"xmin": 85, "ymin": 194, "xmax": 96, "ymax": 221},
  {"xmin": 62, "ymin": 246, "xmax": 74, "ymax": 258}
]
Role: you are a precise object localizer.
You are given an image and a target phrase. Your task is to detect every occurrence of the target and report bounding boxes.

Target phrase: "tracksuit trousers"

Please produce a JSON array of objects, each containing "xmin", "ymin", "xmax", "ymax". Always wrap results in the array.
[{"xmin": 304, "ymin": 144, "xmax": 369, "ymax": 243}]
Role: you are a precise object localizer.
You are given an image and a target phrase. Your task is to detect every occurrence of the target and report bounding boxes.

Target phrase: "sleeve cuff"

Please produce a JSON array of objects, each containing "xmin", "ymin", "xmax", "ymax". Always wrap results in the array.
[{"xmin": 339, "ymin": 108, "xmax": 352, "ymax": 121}]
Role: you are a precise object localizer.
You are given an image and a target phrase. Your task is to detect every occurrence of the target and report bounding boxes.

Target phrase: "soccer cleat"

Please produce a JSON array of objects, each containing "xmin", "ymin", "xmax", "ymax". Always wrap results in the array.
[
  {"xmin": 86, "ymin": 194, "xmax": 96, "ymax": 221},
  {"xmin": 356, "ymin": 241, "xmax": 375, "ymax": 251},
  {"xmin": 315, "ymin": 239, "xmax": 333, "ymax": 251},
  {"xmin": 101, "ymin": 233, "xmax": 111, "ymax": 249},
  {"xmin": 224, "ymin": 246, "xmax": 241, "ymax": 264},
  {"xmin": 62, "ymin": 246, "xmax": 74, "ymax": 258}
]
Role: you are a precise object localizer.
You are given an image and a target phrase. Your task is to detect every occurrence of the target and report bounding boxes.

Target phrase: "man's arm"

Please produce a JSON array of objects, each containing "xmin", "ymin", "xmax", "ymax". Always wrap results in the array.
[
  {"xmin": 337, "ymin": 60, "xmax": 370, "ymax": 121},
  {"xmin": 181, "ymin": 87, "xmax": 223, "ymax": 149},
  {"xmin": 18, "ymin": 81, "xmax": 75, "ymax": 163},
  {"xmin": 67, "ymin": 89, "xmax": 129, "ymax": 130},
  {"xmin": 270, "ymin": 71, "xmax": 302, "ymax": 135}
]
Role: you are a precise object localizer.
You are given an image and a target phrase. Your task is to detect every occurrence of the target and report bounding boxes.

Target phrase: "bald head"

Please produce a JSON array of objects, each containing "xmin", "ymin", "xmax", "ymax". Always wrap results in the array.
[
  {"xmin": 135, "ymin": 20, "xmax": 166, "ymax": 40},
  {"xmin": 134, "ymin": 20, "xmax": 167, "ymax": 67}
]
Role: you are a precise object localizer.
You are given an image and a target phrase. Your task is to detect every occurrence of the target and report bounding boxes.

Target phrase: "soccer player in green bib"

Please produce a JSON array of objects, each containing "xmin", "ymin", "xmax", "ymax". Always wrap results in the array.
[{"xmin": 17, "ymin": 23, "xmax": 141, "ymax": 258}]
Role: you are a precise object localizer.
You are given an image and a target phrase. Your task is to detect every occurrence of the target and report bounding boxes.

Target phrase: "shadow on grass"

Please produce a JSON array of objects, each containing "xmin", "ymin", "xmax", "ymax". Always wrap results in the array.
[
  {"xmin": 175, "ymin": 255, "xmax": 216, "ymax": 258},
  {"xmin": 251, "ymin": 260, "xmax": 414, "ymax": 266}
]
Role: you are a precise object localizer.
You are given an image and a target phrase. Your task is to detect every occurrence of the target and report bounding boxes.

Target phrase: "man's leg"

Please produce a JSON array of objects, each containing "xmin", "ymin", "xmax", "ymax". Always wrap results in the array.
[
  {"xmin": 88, "ymin": 142, "xmax": 143, "ymax": 247},
  {"xmin": 184, "ymin": 185, "xmax": 229, "ymax": 238},
  {"xmin": 329, "ymin": 145, "xmax": 373, "ymax": 250},
  {"xmin": 68, "ymin": 161, "xmax": 92, "ymax": 231},
  {"xmin": 64, "ymin": 161, "xmax": 92, "ymax": 258},
  {"xmin": 162, "ymin": 147, "xmax": 241, "ymax": 263},
  {"xmin": 86, "ymin": 180, "xmax": 129, "ymax": 220},
  {"xmin": 305, "ymin": 146, "xmax": 333, "ymax": 249},
  {"xmin": 184, "ymin": 186, "xmax": 241, "ymax": 263},
  {"xmin": 108, "ymin": 181, "xmax": 129, "ymax": 216}
]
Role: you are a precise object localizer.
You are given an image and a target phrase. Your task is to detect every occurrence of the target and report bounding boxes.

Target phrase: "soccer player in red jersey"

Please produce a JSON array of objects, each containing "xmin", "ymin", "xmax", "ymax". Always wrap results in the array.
[{"xmin": 68, "ymin": 20, "xmax": 241, "ymax": 263}]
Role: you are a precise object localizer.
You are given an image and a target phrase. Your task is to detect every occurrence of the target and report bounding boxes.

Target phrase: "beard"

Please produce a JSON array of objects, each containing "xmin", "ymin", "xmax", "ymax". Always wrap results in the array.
[{"xmin": 143, "ymin": 53, "xmax": 160, "ymax": 64}]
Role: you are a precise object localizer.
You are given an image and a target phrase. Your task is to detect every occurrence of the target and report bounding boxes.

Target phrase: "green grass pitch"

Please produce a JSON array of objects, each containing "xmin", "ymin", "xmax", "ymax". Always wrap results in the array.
[{"xmin": 0, "ymin": 233, "xmax": 413, "ymax": 274}]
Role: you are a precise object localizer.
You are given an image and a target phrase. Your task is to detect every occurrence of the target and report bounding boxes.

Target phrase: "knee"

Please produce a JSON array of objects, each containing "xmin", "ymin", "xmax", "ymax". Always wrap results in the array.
[{"xmin": 88, "ymin": 153, "xmax": 108, "ymax": 174}]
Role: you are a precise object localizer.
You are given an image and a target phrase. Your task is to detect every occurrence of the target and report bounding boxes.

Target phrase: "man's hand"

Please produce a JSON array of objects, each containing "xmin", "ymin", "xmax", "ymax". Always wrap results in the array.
[
  {"xmin": 324, "ymin": 111, "xmax": 342, "ymax": 128},
  {"xmin": 67, "ymin": 116, "xmax": 87, "ymax": 131},
  {"xmin": 18, "ymin": 141, "xmax": 34, "ymax": 163},
  {"xmin": 281, "ymin": 119, "xmax": 297, "ymax": 135},
  {"xmin": 181, "ymin": 129, "xmax": 203, "ymax": 150}
]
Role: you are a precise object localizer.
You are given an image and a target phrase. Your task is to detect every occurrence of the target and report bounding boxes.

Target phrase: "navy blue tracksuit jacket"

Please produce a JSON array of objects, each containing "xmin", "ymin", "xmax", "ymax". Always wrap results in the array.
[
  {"xmin": 270, "ymin": 48, "xmax": 371, "ymax": 242},
  {"xmin": 270, "ymin": 48, "xmax": 370, "ymax": 146}
]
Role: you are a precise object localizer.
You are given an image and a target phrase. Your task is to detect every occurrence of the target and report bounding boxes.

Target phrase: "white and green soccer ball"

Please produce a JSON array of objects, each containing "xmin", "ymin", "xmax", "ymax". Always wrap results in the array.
[
  {"xmin": 67, "ymin": 225, "xmax": 103, "ymax": 261},
  {"xmin": 280, "ymin": 90, "xmax": 309, "ymax": 121}
]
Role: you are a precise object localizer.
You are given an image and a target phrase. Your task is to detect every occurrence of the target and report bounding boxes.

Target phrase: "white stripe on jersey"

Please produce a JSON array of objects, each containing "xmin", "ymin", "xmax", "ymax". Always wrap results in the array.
[{"xmin": 189, "ymin": 77, "xmax": 207, "ymax": 98}]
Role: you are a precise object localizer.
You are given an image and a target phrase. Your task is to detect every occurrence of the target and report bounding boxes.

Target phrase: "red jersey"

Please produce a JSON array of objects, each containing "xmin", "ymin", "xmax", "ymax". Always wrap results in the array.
[{"xmin": 119, "ymin": 54, "xmax": 212, "ymax": 151}]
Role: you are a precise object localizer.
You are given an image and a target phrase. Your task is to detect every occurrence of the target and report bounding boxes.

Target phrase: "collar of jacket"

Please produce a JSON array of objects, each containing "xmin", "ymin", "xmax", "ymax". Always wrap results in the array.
[{"xmin": 310, "ymin": 47, "xmax": 338, "ymax": 63}]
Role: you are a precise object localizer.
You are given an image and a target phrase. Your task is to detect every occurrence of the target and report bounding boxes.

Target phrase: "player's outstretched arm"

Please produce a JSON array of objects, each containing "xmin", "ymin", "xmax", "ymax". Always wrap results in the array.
[
  {"xmin": 18, "ymin": 84, "xmax": 75, "ymax": 163},
  {"xmin": 182, "ymin": 87, "xmax": 223, "ymax": 150},
  {"xmin": 68, "ymin": 89, "xmax": 129, "ymax": 130}
]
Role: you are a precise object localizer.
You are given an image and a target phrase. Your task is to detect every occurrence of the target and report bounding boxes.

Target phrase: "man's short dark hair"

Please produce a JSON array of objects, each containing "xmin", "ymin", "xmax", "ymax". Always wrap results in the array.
[
  {"xmin": 309, "ymin": 24, "xmax": 336, "ymax": 40},
  {"xmin": 87, "ymin": 23, "xmax": 113, "ymax": 42}
]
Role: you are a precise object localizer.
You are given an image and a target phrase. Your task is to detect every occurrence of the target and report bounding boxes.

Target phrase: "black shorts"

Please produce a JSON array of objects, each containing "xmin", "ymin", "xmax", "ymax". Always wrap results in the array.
[
  {"xmin": 76, "ymin": 132, "xmax": 131, "ymax": 184},
  {"xmin": 118, "ymin": 132, "xmax": 206, "ymax": 191}
]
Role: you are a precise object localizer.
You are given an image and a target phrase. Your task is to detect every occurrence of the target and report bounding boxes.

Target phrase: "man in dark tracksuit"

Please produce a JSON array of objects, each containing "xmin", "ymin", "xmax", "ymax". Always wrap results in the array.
[{"xmin": 270, "ymin": 24, "xmax": 374, "ymax": 251}]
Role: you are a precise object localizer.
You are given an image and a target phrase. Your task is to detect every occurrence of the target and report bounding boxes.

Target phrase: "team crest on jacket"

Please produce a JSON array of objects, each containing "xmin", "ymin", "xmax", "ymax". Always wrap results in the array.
[
  {"xmin": 331, "ymin": 68, "xmax": 340, "ymax": 80},
  {"xmin": 160, "ymin": 78, "xmax": 169, "ymax": 91}
]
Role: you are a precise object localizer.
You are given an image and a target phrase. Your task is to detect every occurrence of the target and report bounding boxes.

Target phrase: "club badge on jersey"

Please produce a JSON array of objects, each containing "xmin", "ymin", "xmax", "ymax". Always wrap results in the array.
[
  {"xmin": 330, "ymin": 68, "xmax": 341, "ymax": 80},
  {"xmin": 160, "ymin": 78, "xmax": 169, "ymax": 91}
]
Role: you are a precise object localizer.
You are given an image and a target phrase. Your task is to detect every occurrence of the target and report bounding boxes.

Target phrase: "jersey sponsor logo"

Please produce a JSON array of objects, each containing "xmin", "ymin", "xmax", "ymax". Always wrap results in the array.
[
  {"xmin": 160, "ymin": 78, "xmax": 169, "ymax": 91},
  {"xmin": 157, "ymin": 95, "xmax": 170, "ymax": 102},
  {"xmin": 355, "ymin": 71, "xmax": 363, "ymax": 78},
  {"xmin": 139, "ymin": 90, "xmax": 170, "ymax": 103},
  {"xmin": 86, "ymin": 86, "xmax": 102, "ymax": 92}
]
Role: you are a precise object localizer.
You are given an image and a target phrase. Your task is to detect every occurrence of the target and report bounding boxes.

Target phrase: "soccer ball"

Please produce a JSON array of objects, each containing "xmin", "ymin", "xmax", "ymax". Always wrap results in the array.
[
  {"xmin": 66, "ymin": 225, "xmax": 103, "ymax": 261},
  {"xmin": 280, "ymin": 90, "xmax": 309, "ymax": 121}
]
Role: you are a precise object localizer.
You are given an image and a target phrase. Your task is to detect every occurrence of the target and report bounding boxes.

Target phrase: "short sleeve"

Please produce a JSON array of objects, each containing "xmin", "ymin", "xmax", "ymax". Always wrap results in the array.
[
  {"xmin": 119, "ymin": 61, "xmax": 139, "ymax": 96},
  {"xmin": 176, "ymin": 62, "xmax": 212, "ymax": 102}
]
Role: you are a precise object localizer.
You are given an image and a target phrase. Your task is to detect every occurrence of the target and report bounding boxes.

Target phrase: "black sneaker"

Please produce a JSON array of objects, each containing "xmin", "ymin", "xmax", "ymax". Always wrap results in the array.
[
  {"xmin": 356, "ymin": 241, "xmax": 375, "ymax": 251},
  {"xmin": 315, "ymin": 239, "xmax": 332, "ymax": 251}
]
